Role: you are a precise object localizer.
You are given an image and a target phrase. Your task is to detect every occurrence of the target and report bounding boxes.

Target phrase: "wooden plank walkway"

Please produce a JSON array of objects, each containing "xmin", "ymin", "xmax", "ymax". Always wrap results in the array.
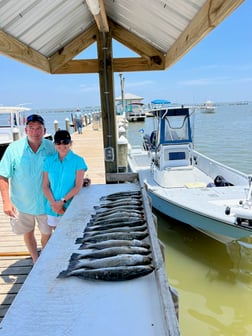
[{"xmin": 0, "ymin": 121, "xmax": 106, "ymax": 322}]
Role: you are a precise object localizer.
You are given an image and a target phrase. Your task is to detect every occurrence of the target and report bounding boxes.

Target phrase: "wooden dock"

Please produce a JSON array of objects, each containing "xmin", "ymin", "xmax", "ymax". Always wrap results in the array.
[{"xmin": 0, "ymin": 122, "xmax": 106, "ymax": 322}]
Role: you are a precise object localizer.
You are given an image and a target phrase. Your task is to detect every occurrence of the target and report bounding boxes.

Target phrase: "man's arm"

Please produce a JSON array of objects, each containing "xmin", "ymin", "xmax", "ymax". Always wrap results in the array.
[{"xmin": 0, "ymin": 176, "xmax": 15, "ymax": 216}]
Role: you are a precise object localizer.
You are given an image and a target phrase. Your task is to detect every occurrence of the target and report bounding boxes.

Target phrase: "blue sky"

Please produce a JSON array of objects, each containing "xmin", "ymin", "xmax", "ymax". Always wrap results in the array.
[{"xmin": 1, "ymin": 1, "xmax": 251, "ymax": 108}]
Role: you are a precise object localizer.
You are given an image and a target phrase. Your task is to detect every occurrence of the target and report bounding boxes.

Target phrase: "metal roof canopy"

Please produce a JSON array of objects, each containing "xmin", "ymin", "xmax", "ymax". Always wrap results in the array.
[
  {"xmin": 0, "ymin": 0, "xmax": 244, "ymax": 74},
  {"xmin": 0, "ymin": 0, "xmax": 244, "ymax": 178}
]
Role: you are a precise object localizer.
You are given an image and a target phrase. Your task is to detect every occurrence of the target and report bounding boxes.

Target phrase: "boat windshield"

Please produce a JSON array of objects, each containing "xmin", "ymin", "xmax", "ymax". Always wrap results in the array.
[{"xmin": 163, "ymin": 115, "xmax": 191, "ymax": 143}]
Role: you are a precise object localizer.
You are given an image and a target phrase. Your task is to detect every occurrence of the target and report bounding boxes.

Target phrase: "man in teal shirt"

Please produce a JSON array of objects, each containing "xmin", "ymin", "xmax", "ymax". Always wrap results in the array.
[{"xmin": 0, "ymin": 114, "xmax": 56, "ymax": 263}]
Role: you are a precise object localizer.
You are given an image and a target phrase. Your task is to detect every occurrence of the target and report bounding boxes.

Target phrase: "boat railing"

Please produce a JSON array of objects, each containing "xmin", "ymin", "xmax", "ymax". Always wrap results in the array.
[{"xmin": 194, "ymin": 150, "xmax": 248, "ymax": 186}]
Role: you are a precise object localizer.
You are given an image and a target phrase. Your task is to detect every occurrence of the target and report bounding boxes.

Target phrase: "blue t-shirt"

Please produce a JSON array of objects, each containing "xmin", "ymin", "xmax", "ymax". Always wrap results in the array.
[
  {"xmin": 43, "ymin": 150, "xmax": 88, "ymax": 216},
  {"xmin": 74, "ymin": 111, "xmax": 82, "ymax": 120},
  {"xmin": 0, "ymin": 137, "xmax": 56, "ymax": 215}
]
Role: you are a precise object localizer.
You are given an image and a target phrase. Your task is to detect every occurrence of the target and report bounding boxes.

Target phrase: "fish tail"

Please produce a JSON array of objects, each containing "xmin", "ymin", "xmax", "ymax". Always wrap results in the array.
[
  {"xmin": 69, "ymin": 253, "xmax": 81, "ymax": 260},
  {"xmin": 57, "ymin": 270, "xmax": 70, "ymax": 278},
  {"xmin": 75, "ymin": 237, "xmax": 84, "ymax": 244},
  {"xmin": 78, "ymin": 243, "xmax": 87, "ymax": 250},
  {"xmin": 67, "ymin": 260, "xmax": 80, "ymax": 271},
  {"xmin": 85, "ymin": 220, "xmax": 94, "ymax": 227}
]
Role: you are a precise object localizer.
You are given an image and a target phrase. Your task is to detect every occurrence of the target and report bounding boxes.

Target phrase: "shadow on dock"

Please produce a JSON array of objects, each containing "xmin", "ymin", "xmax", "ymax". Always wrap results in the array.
[{"xmin": 0, "ymin": 257, "xmax": 33, "ymax": 322}]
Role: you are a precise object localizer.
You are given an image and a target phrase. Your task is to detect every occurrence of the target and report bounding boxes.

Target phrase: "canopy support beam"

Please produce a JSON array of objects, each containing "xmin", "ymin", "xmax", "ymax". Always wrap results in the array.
[{"xmin": 97, "ymin": 30, "xmax": 118, "ymax": 180}]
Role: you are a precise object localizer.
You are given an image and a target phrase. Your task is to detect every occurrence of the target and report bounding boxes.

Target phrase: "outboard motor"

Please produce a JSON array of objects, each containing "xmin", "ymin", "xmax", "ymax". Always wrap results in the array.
[
  {"xmin": 142, "ymin": 130, "xmax": 157, "ymax": 151},
  {"xmin": 150, "ymin": 130, "xmax": 157, "ymax": 148},
  {"xmin": 143, "ymin": 134, "xmax": 151, "ymax": 151},
  {"xmin": 214, "ymin": 175, "xmax": 233, "ymax": 187}
]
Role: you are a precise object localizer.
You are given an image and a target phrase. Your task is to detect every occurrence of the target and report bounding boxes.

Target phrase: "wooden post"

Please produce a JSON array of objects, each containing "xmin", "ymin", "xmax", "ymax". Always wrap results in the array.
[
  {"xmin": 54, "ymin": 120, "xmax": 59, "ymax": 133},
  {"xmin": 117, "ymin": 135, "xmax": 128, "ymax": 173},
  {"xmin": 93, "ymin": 113, "xmax": 99, "ymax": 130},
  {"xmin": 97, "ymin": 30, "xmax": 117, "ymax": 179},
  {"xmin": 65, "ymin": 118, "xmax": 70, "ymax": 133},
  {"xmin": 13, "ymin": 128, "xmax": 20, "ymax": 141},
  {"xmin": 118, "ymin": 126, "xmax": 126, "ymax": 138},
  {"xmin": 84, "ymin": 115, "xmax": 88, "ymax": 127}
]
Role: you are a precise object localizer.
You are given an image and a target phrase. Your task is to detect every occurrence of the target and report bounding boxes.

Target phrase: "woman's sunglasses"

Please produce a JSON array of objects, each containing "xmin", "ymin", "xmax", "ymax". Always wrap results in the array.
[{"xmin": 55, "ymin": 139, "xmax": 71, "ymax": 145}]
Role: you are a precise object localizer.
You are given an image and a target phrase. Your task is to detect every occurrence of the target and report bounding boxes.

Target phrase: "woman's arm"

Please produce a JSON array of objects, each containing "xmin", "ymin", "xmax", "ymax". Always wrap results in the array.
[
  {"xmin": 42, "ymin": 172, "xmax": 54, "ymax": 203},
  {"xmin": 63, "ymin": 169, "xmax": 85, "ymax": 202},
  {"xmin": 42, "ymin": 172, "xmax": 65, "ymax": 215}
]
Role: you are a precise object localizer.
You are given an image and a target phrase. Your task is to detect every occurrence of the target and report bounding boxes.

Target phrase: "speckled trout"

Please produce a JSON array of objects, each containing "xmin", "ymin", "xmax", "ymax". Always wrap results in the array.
[
  {"xmin": 79, "ymin": 239, "xmax": 150, "ymax": 250},
  {"xmin": 73, "ymin": 245, "xmax": 151, "ymax": 258},
  {"xmin": 76, "ymin": 231, "xmax": 148, "ymax": 243},
  {"xmin": 66, "ymin": 254, "xmax": 152, "ymax": 271},
  {"xmin": 57, "ymin": 265, "xmax": 154, "ymax": 281}
]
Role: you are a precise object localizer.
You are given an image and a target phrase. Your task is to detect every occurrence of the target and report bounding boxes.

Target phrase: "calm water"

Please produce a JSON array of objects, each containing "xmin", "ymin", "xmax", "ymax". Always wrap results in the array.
[{"xmin": 35, "ymin": 103, "xmax": 252, "ymax": 335}]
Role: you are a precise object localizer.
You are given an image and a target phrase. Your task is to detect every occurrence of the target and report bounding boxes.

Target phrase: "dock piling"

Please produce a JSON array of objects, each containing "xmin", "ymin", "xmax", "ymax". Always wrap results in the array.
[
  {"xmin": 54, "ymin": 120, "xmax": 59, "ymax": 133},
  {"xmin": 12, "ymin": 128, "xmax": 20, "ymax": 141},
  {"xmin": 65, "ymin": 118, "xmax": 71, "ymax": 133}
]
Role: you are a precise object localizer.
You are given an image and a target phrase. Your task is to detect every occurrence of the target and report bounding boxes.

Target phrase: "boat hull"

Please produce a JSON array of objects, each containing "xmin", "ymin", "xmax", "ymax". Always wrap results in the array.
[
  {"xmin": 126, "ymin": 113, "xmax": 146, "ymax": 122},
  {"xmin": 148, "ymin": 187, "xmax": 252, "ymax": 242},
  {"xmin": 128, "ymin": 147, "xmax": 251, "ymax": 242}
]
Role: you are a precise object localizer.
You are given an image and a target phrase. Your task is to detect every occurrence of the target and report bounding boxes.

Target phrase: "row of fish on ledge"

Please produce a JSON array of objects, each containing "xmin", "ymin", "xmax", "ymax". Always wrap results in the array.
[{"xmin": 58, "ymin": 190, "xmax": 155, "ymax": 281}]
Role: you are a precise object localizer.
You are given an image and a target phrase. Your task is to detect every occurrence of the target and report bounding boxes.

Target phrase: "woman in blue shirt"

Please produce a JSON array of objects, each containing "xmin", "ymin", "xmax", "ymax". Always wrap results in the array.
[{"xmin": 43, "ymin": 130, "xmax": 88, "ymax": 229}]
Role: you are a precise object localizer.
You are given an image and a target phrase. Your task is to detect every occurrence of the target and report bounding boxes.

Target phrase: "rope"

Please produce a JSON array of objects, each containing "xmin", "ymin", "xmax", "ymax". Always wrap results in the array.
[{"xmin": 0, "ymin": 251, "xmax": 30, "ymax": 257}]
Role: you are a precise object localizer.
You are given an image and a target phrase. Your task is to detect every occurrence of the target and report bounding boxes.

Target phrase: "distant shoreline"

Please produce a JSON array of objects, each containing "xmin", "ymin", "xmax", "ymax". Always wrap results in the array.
[{"xmin": 29, "ymin": 100, "xmax": 252, "ymax": 112}]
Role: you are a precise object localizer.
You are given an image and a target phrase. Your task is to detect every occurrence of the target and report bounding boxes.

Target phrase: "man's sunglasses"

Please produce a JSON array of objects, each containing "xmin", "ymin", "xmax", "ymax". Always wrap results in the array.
[{"xmin": 55, "ymin": 139, "xmax": 71, "ymax": 145}]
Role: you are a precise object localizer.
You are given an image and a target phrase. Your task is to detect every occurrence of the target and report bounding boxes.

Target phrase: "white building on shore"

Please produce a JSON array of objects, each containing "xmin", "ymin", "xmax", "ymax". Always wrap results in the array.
[{"xmin": 115, "ymin": 93, "xmax": 144, "ymax": 115}]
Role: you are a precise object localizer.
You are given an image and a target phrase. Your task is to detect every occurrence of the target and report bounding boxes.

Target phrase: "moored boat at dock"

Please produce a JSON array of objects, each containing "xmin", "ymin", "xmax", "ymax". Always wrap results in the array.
[
  {"xmin": 126, "ymin": 102, "xmax": 146, "ymax": 122},
  {"xmin": 128, "ymin": 106, "xmax": 252, "ymax": 243},
  {"xmin": 0, "ymin": 106, "xmax": 31, "ymax": 159},
  {"xmin": 0, "ymin": 106, "xmax": 52, "ymax": 159}
]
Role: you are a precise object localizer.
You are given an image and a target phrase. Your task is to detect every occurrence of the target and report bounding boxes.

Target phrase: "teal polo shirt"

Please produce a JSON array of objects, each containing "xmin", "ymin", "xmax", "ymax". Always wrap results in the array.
[
  {"xmin": 0, "ymin": 137, "xmax": 56, "ymax": 215},
  {"xmin": 43, "ymin": 150, "xmax": 87, "ymax": 217}
]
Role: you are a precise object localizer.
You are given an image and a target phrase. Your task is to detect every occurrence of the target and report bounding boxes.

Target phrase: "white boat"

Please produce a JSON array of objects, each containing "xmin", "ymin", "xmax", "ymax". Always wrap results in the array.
[
  {"xmin": 0, "ymin": 106, "xmax": 31, "ymax": 158},
  {"xmin": 128, "ymin": 106, "xmax": 252, "ymax": 243},
  {"xmin": 200, "ymin": 100, "xmax": 215, "ymax": 113},
  {"xmin": 126, "ymin": 103, "xmax": 146, "ymax": 122},
  {"xmin": 0, "ymin": 106, "xmax": 52, "ymax": 159}
]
